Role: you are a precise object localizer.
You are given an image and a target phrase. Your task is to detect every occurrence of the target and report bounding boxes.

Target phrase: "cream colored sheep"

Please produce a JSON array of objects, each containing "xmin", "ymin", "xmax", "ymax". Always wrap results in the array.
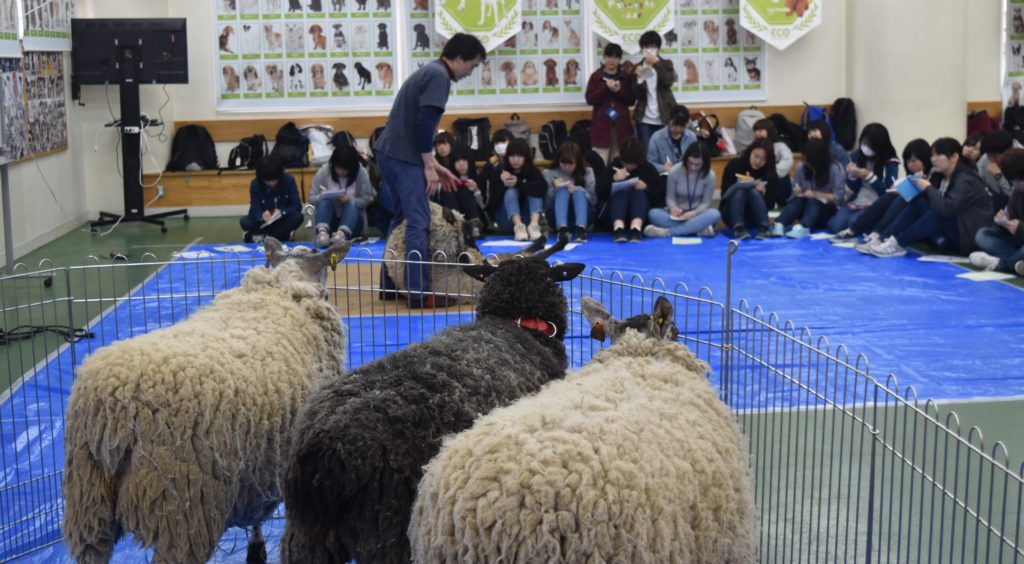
[
  {"xmin": 409, "ymin": 296, "xmax": 758, "ymax": 563},
  {"xmin": 62, "ymin": 238, "xmax": 351, "ymax": 564}
]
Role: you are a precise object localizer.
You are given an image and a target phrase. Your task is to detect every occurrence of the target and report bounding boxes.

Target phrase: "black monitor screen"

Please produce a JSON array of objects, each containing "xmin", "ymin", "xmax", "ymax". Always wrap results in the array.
[{"xmin": 71, "ymin": 18, "xmax": 188, "ymax": 86}]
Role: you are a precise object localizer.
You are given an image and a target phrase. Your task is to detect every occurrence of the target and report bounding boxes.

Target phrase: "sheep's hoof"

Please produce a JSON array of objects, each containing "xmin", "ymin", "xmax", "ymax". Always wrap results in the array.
[{"xmin": 246, "ymin": 526, "xmax": 267, "ymax": 564}]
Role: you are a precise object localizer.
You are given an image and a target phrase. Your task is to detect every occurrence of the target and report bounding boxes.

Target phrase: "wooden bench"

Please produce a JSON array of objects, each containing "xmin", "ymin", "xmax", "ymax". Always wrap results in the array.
[{"xmin": 142, "ymin": 167, "xmax": 319, "ymax": 207}]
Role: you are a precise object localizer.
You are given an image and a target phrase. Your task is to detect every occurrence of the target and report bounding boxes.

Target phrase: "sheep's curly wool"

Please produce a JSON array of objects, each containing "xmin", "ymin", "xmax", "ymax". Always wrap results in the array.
[
  {"xmin": 385, "ymin": 201, "xmax": 482, "ymax": 299},
  {"xmin": 62, "ymin": 257, "xmax": 347, "ymax": 564},
  {"xmin": 410, "ymin": 330, "xmax": 759, "ymax": 564},
  {"xmin": 281, "ymin": 259, "xmax": 575, "ymax": 564}
]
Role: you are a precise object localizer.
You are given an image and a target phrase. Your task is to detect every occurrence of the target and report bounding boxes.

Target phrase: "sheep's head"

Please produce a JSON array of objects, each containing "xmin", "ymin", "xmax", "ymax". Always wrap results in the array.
[
  {"xmin": 465, "ymin": 259, "xmax": 584, "ymax": 340},
  {"xmin": 265, "ymin": 237, "xmax": 353, "ymax": 292},
  {"xmin": 582, "ymin": 296, "xmax": 679, "ymax": 344}
]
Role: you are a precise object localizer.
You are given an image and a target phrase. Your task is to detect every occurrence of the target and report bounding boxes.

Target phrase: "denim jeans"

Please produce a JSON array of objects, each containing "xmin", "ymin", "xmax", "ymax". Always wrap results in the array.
[
  {"xmin": 314, "ymin": 197, "xmax": 363, "ymax": 237},
  {"xmin": 496, "ymin": 189, "xmax": 544, "ymax": 232},
  {"xmin": 776, "ymin": 197, "xmax": 836, "ymax": 230},
  {"xmin": 827, "ymin": 206, "xmax": 865, "ymax": 233},
  {"xmin": 724, "ymin": 185, "xmax": 769, "ymax": 230},
  {"xmin": 648, "ymin": 207, "xmax": 721, "ymax": 236},
  {"xmin": 377, "ymin": 153, "xmax": 431, "ymax": 296},
  {"xmin": 549, "ymin": 187, "xmax": 592, "ymax": 228},
  {"xmin": 608, "ymin": 187, "xmax": 649, "ymax": 224},
  {"xmin": 886, "ymin": 197, "xmax": 959, "ymax": 249},
  {"xmin": 850, "ymin": 192, "xmax": 905, "ymax": 236},
  {"xmin": 635, "ymin": 122, "xmax": 662, "ymax": 151},
  {"xmin": 975, "ymin": 226, "xmax": 1024, "ymax": 271}
]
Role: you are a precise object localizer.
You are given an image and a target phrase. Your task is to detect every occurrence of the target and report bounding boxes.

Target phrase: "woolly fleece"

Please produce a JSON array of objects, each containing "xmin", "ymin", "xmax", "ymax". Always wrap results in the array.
[
  {"xmin": 410, "ymin": 330, "xmax": 759, "ymax": 564},
  {"xmin": 62, "ymin": 255, "xmax": 348, "ymax": 563},
  {"xmin": 281, "ymin": 258, "xmax": 575, "ymax": 564}
]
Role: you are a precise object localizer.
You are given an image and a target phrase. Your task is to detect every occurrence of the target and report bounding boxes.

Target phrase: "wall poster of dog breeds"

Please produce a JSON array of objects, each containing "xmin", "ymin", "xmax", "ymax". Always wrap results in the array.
[
  {"xmin": 1004, "ymin": 2, "xmax": 1024, "ymax": 112},
  {"xmin": 20, "ymin": 0, "xmax": 76, "ymax": 51},
  {"xmin": 593, "ymin": 0, "xmax": 764, "ymax": 103},
  {"xmin": 0, "ymin": 58, "xmax": 27, "ymax": 160},
  {"xmin": 0, "ymin": 0, "xmax": 21, "ymax": 57},
  {"xmin": 215, "ymin": 0, "xmax": 396, "ymax": 109},
  {"xmin": 21, "ymin": 52, "xmax": 67, "ymax": 157}
]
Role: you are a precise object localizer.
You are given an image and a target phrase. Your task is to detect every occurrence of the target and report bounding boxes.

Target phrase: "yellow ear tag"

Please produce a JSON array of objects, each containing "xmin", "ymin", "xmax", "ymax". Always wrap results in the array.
[{"xmin": 329, "ymin": 252, "xmax": 340, "ymax": 271}]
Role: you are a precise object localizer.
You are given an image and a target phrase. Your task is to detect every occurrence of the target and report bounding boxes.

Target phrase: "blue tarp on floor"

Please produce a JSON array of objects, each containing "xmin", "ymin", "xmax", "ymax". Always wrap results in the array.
[{"xmin": 6, "ymin": 232, "xmax": 1024, "ymax": 562}]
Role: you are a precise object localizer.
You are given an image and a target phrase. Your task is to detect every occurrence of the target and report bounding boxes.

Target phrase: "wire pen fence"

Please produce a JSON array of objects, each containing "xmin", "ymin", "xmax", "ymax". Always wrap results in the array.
[{"xmin": 0, "ymin": 244, "xmax": 1020, "ymax": 562}]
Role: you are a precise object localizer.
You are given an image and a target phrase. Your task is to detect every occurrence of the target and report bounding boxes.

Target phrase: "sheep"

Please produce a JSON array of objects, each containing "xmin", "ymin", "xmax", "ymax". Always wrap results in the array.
[
  {"xmin": 280, "ymin": 256, "xmax": 587, "ymax": 564},
  {"xmin": 383, "ymin": 201, "xmax": 568, "ymax": 303},
  {"xmin": 62, "ymin": 238, "xmax": 352, "ymax": 564},
  {"xmin": 409, "ymin": 296, "xmax": 759, "ymax": 564}
]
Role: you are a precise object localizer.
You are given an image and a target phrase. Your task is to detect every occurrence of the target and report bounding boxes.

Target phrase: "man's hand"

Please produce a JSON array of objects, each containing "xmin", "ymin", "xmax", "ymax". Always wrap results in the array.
[
  {"xmin": 424, "ymin": 165, "xmax": 441, "ymax": 196},
  {"xmin": 436, "ymin": 164, "xmax": 459, "ymax": 192}
]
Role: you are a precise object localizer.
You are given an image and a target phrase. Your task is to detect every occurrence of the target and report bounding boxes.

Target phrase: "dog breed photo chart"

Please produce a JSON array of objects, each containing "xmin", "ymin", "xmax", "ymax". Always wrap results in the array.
[
  {"xmin": 594, "ymin": 0, "xmax": 764, "ymax": 102},
  {"xmin": 20, "ymin": 0, "xmax": 76, "ymax": 51},
  {"xmin": 0, "ymin": 52, "xmax": 67, "ymax": 161},
  {"xmin": 0, "ymin": 0, "xmax": 21, "ymax": 58},
  {"xmin": 216, "ymin": 0, "xmax": 396, "ymax": 109},
  {"xmin": 1004, "ymin": 0, "xmax": 1024, "ymax": 111}
]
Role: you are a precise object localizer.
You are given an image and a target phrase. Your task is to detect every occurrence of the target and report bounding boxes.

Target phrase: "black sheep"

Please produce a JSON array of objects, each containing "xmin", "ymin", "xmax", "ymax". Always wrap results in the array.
[{"xmin": 281, "ymin": 258, "xmax": 585, "ymax": 564}]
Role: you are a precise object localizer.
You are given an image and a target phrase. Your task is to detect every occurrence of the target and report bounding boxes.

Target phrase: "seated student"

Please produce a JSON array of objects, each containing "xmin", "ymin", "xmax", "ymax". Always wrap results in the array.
[
  {"xmin": 751, "ymin": 119, "xmax": 793, "ymax": 209},
  {"xmin": 449, "ymin": 147, "xmax": 486, "ymax": 238},
  {"xmin": 644, "ymin": 142, "xmax": 719, "ymax": 238},
  {"xmin": 805, "ymin": 119, "xmax": 849, "ymax": 168},
  {"xmin": 833, "ymin": 122, "xmax": 900, "ymax": 236},
  {"xmin": 481, "ymin": 128, "xmax": 514, "ymax": 224},
  {"xmin": 852, "ymin": 139, "xmax": 932, "ymax": 252},
  {"xmin": 433, "ymin": 130, "xmax": 457, "ymax": 174},
  {"xmin": 718, "ymin": 138, "xmax": 778, "ymax": 240},
  {"xmin": 962, "ymin": 135, "xmax": 982, "ymax": 169},
  {"xmin": 570, "ymin": 124, "xmax": 607, "ymax": 179},
  {"xmin": 240, "ymin": 155, "xmax": 304, "ymax": 243},
  {"xmin": 543, "ymin": 140, "xmax": 596, "ymax": 242},
  {"xmin": 489, "ymin": 137, "xmax": 547, "ymax": 240},
  {"xmin": 309, "ymin": 145, "xmax": 374, "ymax": 247},
  {"xmin": 771, "ymin": 138, "xmax": 845, "ymax": 238},
  {"xmin": 431, "ymin": 140, "xmax": 485, "ymax": 235},
  {"xmin": 870, "ymin": 137, "xmax": 992, "ymax": 258},
  {"xmin": 970, "ymin": 147, "xmax": 1024, "ymax": 274},
  {"xmin": 597, "ymin": 136, "xmax": 660, "ymax": 242},
  {"xmin": 977, "ymin": 129, "xmax": 1016, "ymax": 212},
  {"xmin": 646, "ymin": 108, "xmax": 695, "ymax": 175}
]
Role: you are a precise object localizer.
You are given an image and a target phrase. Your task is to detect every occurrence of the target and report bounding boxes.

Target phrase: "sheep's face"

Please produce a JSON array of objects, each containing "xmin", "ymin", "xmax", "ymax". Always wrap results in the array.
[
  {"xmin": 466, "ymin": 259, "xmax": 585, "ymax": 339},
  {"xmin": 583, "ymin": 296, "xmax": 679, "ymax": 343},
  {"xmin": 440, "ymin": 205, "xmax": 480, "ymax": 260},
  {"xmin": 265, "ymin": 237, "xmax": 353, "ymax": 292}
]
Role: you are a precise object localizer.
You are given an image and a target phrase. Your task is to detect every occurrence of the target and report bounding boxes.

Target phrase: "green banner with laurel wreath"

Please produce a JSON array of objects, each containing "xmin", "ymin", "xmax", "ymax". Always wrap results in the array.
[
  {"xmin": 590, "ymin": 0, "xmax": 673, "ymax": 56},
  {"xmin": 739, "ymin": 0, "xmax": 820, "ymax": 50},
  {"xmin": 436, "ymin": 0, "xmax": 521, "ymax": 53}
]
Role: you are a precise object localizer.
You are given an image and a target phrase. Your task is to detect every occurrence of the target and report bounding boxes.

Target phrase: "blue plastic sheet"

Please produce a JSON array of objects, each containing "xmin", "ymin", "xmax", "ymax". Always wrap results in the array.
[{"xmin": 6, "ymin": 233, "xmax": 1024, "ymax": 562}]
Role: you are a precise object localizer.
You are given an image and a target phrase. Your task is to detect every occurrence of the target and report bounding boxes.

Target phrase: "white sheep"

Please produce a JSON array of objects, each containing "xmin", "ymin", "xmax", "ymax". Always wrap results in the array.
[
  {"xmin": 409, "ymin": 296, "xmax": 759, "ymax": 563},
  {"xmin": 62, "ymin": 238, "xmax": 351, "ymax": 564}
]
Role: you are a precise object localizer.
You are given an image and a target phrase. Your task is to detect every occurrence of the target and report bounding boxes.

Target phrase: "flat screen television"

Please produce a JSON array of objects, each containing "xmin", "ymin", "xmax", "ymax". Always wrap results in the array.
[{"xmin": 71, "ymin": 18, "xmax": 188, "ymax": 87}]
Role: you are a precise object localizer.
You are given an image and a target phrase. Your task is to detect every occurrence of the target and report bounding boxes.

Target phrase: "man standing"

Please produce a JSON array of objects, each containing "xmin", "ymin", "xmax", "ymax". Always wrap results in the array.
[{"xmin": 375, "ymin": 33, "xmax": 485, "ymax": 308}]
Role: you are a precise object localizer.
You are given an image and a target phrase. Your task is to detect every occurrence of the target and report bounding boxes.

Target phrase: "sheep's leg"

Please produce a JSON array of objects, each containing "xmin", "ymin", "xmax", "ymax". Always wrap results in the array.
[
  {"xmin": 246, "ymin": 524, "xmax": 267, "ymax": 564},
  {"xmin": 280, "ymin": 518, "xmax": 352, "ymax": 564},
  {"xmin": 62, "ymin": 450, "xmax": 120, "ymax": 564}
]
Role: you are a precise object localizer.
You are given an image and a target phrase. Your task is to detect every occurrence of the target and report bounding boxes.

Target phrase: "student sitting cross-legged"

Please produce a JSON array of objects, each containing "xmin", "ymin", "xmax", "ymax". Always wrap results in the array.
[
  {"xmin": 969, "ymin": 147, "xmax": 1024, "ymax": 274},
  {"xmin": 770, "ymin": 138, "xmax": 846, "ymax": 238},
  {"xmin": 543, "ymin": 140, "xmax": 596, "ymax": 243},
  {"xmin": 644, "ymin": 142, "xmax": 720, "ymax": 238},
  {"xmin": 240, "ymin": 155, "xmax": 304, "ymax": 244},
  {"xmin": 309, "ymin": 145, "xmax": 374, "ymax": 247}
]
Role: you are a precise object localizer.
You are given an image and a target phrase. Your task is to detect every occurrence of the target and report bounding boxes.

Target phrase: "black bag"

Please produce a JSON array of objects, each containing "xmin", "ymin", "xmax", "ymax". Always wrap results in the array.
[
  {"xmin": 331, "ymin": 130, "xmax": 356, "ymax": 149},
  {"xmin": 1004, "ymin": 106, "xmax": 1024, "ymax": 145},
  {"xmin": 829, "ymin": 97, "xmax": 857, "ymax": 151},
  {"xmin": 166, "ymin": 125, "xmax": 218, "ymax": 171},
  {"xmin": 451, "ymin": 117, "xmax": 492, "ymax": 162},
  {"xmin": 770, "ymin": 113, "xmax": 805, "ymax": 153},
  {"xmin": 227, "ymin": 134, "xmax": 268, "ymax": 170},
  {"xmin": 538, "ymin": 120, "xmax": 567, "ymax": 160},
  {"xmin": 270, "ymin": 121, "xmax": 310, "ymax": 168}
]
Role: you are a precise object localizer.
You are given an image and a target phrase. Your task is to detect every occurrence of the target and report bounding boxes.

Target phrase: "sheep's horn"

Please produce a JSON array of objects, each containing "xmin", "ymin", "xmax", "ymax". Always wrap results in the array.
[
  {"xmin": 530, "ymin": 233, "xmax": 569, "ymax": 262},
  {"xmin": 491, "ymin": 237, "xmax": 546, "ymax": 263}
]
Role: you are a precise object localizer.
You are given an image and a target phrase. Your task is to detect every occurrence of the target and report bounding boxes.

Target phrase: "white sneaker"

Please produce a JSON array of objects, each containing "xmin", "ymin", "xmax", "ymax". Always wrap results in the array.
[
  {"xmin": 643, "ymin": 224, "xmax": 670, "ymax": 238},
  {"xmin": 871, "ymin": 236, "xmax": 907, "ymax": 258},
  {"xmin": 854, "ymin": 232, "xmax": 880, "ymax": 254},
  {"xmin": 527, "ymin": 222, "xmax": 542, "ymax": 240},
  {"xmin": 315, "ymin": 229, "xmax": 330, "ymax": 248},
  {"xmin": 830, "ymin": 228, "xmax": 856, "ymax": 242},
  {"xmin": 330, "ymin": 230, "xmax": 347, "ymax": 244},
  {"xmin": 1015, "ymin": 260, "xmax": 1024, "ymax": 276},
  {"xmin": 699, "ymin": 225, "xmax": 716, "ymax": 237},
  {"xmin": 513, "ymin": 223, "xmax": 528, "ymax": 241},
  {"xmin": 969, "ymin": 251, "xmax": 1000, "ymax": 271}
]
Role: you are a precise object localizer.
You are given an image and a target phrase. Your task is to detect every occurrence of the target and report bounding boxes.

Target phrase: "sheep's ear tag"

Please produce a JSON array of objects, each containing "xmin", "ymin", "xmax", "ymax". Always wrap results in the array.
[
  {"xmin": 589, "ymin": 319, "xmax": 606, "ymax": 342},
  {"xmin": 329, "ymin": 252, "xmax": 340, "ymax": 271},
  {"xmin": 549, "ymin": 262, "xmax": 585, "ymax": 282},
  {"xmin": 463, "ymin": 263, "xmax": 498, "ymax": 282},
  {"xmin": 265, "ymin": 250, "xmax": 273, "ymax": 268}
]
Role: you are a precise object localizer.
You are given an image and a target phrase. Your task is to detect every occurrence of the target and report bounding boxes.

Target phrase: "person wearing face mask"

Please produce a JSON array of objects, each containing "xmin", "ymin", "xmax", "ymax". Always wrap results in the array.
[
  {"xmin": 835, "ymin": 123, "xmax": 899, "ymax": 238},
  {"xmin": 489, "ymin": 137, "xmax": 547, "ymax": 240},
  {"xmin": 586, "ymin": 42, "xmax": 636, "ymax": 166},
  {"xmin": 851, "ymin": 139, "xmax": 931, "ymax": 251},
  {"xmin": 632, "ymin": 31, "xmax": 677, "ymax": 151},
  {"xmin": 481, "ymin": 128, "xmax": 514, "ymax": 225},
  {"xmin": 646, "ymin": 109, "xmax": 696, "ymax": 174},
  {"xmin": 870, "ymin": 138, "xmax": 991, "ymax": 258},
  {"xmin": 643, "ymin": 142, "xmax": 719, "ymax": 238}
]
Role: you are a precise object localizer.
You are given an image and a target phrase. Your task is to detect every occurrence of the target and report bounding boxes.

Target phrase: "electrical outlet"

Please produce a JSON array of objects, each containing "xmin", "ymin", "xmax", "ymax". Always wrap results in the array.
[{"xmin": 157, "ymin": 185, "xmax": 165, "ymax": 198}]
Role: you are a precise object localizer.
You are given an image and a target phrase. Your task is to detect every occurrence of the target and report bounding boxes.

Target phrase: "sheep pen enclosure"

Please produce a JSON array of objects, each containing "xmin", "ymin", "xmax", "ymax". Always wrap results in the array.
[{"xmin": 0, "ymin": 245, "xmax": 1021, "ymax": 562}]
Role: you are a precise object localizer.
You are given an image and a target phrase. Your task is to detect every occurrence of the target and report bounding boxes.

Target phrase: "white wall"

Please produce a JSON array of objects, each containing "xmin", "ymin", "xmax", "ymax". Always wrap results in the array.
[{"xmin": 0, "ymin": 0, "xmax": 1006, "ymax": 264}]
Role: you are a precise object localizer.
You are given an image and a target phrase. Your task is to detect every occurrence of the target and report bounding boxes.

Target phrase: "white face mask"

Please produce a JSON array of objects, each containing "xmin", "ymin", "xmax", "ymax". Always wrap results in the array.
[
  {"xmin": 643, "ymin": 47, "xmax": 658, "ymax": 57},
  {"xmin": 494, "ymin": 142, "xmax": 508, "ymax": 156},
  {"xmin": 860, "ymin": 144, "xmax": 875, "ymax": 158}
]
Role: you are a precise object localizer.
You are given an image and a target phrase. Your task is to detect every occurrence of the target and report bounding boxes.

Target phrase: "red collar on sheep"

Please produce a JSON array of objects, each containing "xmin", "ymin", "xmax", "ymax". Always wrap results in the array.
[{"xmin": 507, "ymin": 316, "xmax": 558, "ymax": 338}]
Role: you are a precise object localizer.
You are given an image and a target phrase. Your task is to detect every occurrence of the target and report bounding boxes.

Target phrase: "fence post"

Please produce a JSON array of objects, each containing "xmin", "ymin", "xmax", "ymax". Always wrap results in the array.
[
  {"xmin": 63, "ymin": 267, "xmax": 76, "ymax": 370},
  {"xmin": 722, "ymin": 240, "xmax": 738, "ymax": 403},
  {"xmin": 864, "ymin": 385, "xmax": 882, "ymax": 564}
]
